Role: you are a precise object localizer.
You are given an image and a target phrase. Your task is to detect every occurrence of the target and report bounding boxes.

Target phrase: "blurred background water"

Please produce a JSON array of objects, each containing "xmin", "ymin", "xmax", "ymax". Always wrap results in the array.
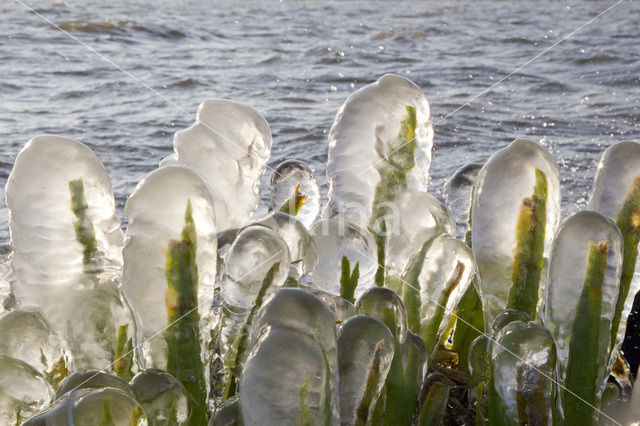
[{"xmin": 0, "ymin": 0, "xmax": 638, "ymax": 242}]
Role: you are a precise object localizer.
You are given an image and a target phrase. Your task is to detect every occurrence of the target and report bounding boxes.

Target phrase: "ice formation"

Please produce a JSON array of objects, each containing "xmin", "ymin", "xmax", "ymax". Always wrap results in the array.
[
  {"xmin": 491, "ymin": 320, "xmax": 556, "ymax": 425},
  {"xmin": 162, "ymin": 99, "xmax": 272, "ymax": 231},
  {"xmin": 309, "ymin": 218, "xmax": 377, "ymax": 298},
  {"xmin": 588, "ymin": 141, "xmax": 640, "ymax": 354},
  {"xmin": 355, "ymin": 286, "xmax": 409, "ymax": 341},
  {"xmin": 130, "ymin": 369, "xmax": 189, "ymax": 425},
  {"xmin": 471, "ymin": 139, "xmax": 561, "ymax": 327},
  {"xmin": 444, "ymin": 163, "xmax": 483, "ymax": 239},
  {"xmin": 55, "ymin": 370, "xmax": 134, "ymax": 399},
  {"xmin": 254, "ymin": 212, "xmax": 318, "ymax": 279},
  {"xmin": 0, "ymin": 356, "xmax": 53, "ymax": 424},
  {"xmin": 269, "ymin": 159, "xmax": 321, "ymax": 228}
]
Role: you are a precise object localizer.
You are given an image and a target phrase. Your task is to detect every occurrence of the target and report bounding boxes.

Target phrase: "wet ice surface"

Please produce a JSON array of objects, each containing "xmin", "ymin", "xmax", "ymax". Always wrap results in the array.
[
  {"xmin": 0, "ymin": 355, "xmax": 53, "ymax": 424},
  {"xmin": 122, "ymin": 165, "xmax": 218, "ymax": 369},
  {"xmin": 444, "ymin": 163, "xmax": 483, "ymax": 239},
  {"xmin": 269, "ymin": 159, "xmax": 321, "ymax": 228},
  {"xmin": 130, "ymin": 368, "xmax": 189, "ymax": 425},
  {"xmin": 472, "ymin": 139, "xmax": 561, "ymax": 326}
]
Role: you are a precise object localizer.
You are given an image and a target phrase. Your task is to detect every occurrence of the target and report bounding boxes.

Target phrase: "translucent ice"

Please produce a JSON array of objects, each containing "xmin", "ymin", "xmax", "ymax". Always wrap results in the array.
[
  {"xmin": 355, "ymin": 286, "xmax": 408, "ymax": 341},
  {"xmin": 240, "ymin": 327, "xmax": 331, "ymax": 425},
  {"xmin": 588, "ymin": 141, "xmax": 640, "ymax": 354},
  {"xmin": 0, "ymin": 260, "xmax": 10, "ymax": 315},
  {"xmin": 542, "ymin": 210, "xmax": 622, "ymax": 417},
  {"xmin": 324, "ymin": 74, "xmax": 433, "ymax": 226},
  {"xmin": 212, "ymin": 396, "xmax": 243, "ymax": 426},
  {"xmin": 402, "ymin": 232, "xmax": 476, "ymax": 352},
  {"xmin": 337, "ymin": 315, "xmax": 395, "ymax": 425},
  {"xmin": 0, "ymin": 309, "xmax": 71, "ymax": 386},
  {"xmin": 130, "ymin": 369, "xmax": 189, "ymax": 425},
  {"xmin": 309, "ymin": 219, "xmax": 377, "ymax": 298},
  {"xmin": 55, "ymin": 370, "xmax": 134, "ymax": 400},
  {"xmin": 444, "ymin": 163, "xmax": 483, "ymax": 240},
  {"xmin": 122, "ymin": 165, "xmax": 217, "ymax": 369},
  {"xmin": 471, "ymin": 139, "xmax": 561, "ymax": 327},
  {"xmin": 298, "ymin": 284, "xmax": 357, "ymax": 323},
  {"xmin": 0, "ymin": 355, "xmax": 53, "ymax": 424},
  {"xmin": 491, "ymin": 320, "xmax": 556, "ymax": 425},
  {"xmin": 254, "ymin": 212, "xmax": 318, "ymax": 279},
  {"xmin": 269, "ymin": 159, "xmax": 321, "ymax": 228},
  {"xmin": 164, "ymin": 99, "xmax": 272, "ymax": 231},
  {"xmin": 5, "ymin": 135, "xmax": 123, "ymax": 293}
]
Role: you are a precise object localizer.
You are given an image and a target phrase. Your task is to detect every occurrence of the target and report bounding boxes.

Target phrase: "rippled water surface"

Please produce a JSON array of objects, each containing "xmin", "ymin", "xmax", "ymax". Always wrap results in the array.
[{"xmin": 1, "ymin": 0, "xmax": 639, "ymax": 241}]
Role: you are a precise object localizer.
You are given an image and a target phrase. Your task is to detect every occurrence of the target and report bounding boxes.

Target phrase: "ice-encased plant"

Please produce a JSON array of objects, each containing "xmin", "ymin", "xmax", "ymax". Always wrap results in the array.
[
  {"xmin": 161, "ymin": 99, "xmax": 272, "ymax": 231},
  {"xmin": 471, "ymin": 138, "xmax": 561, "ymax": 327},
  {"xmin": 270, "ymin": 159, "xmax": 321, "ymax": 229}
]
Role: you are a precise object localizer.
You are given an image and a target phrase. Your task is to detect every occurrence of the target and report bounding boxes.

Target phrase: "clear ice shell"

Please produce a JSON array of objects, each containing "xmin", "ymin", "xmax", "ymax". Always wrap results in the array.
[
  {"xmin": 384, "ymin": 189, "xmax": 455, "ymax": 276},
  {"xmin": 240, "ymin": 327, "xmax": 331, "ymax": 426},
  {"xmin": 166, "ymin": 99, "xmax": 272, "ymax": 231},
  {"xmin": 542, "ymin": 210, "xmax": 622, "ymax": 401},
  {"xmin": 0, "ymin": 260, "xmax": 10, "ymax": 315},
  {"xmin": 122, "ymin": 165, "xmax": 217, "ymax": 369},
  {"xmin": 491, "ymin": 320, "xmax": 556, "ymax": 426},
  {"xmin": 444, "ymin": 163, "xmax": 483, "ymax": 239},
  {"xmin": 130, "ymin": 368, "xmax": 189, "ymax": 425},
  {"xmin": 298, "ymin": 284, "xmax": 357, "ymax": 323},
  {"xmin": 588, "ymin": 141, "xmax": 640, "ymax": 353},
  {"xmin": 471, "ymin": 139, "xmax": 561, "ymax": 327},
  {"xmin": 406, "ymin": 232, "xmax": 476, "ymax": 350},
  {"xmin": 309, "ymin": 218, "xmax": 377, "ymax": 298},
  {"xmin": 269, "ymin": 160, "xmax": 321, "ymax": 228},
  {"xmin": 0, "ymin": 309, "xmax": 71, "ymax": 382},
  {"xmin": 324, "ymin": 74, "xmax": 433, "ymax": 225},
  {"xmin": 254, "ymin": 212, "xmax": 319, "ymax": 279},
  {"xmin": 71, "ymin": 387, "xmax": 147, "ymax": 425},
  {"xmin": 5, "ymin": 135, "xmax": 123, "ymax": 291},
  {"xmin": 355, "ymin": 286, "xmax": 409, "ymax": 341},
  {"xmin": 337, "ymin": 315, "xmax": 395, "ymax": 425},
  {"xmin": 0, "ymin": 355, "xmax": 53, "ymax": 424},
  {"xmin": 55, "ymin": 370, "xmax": 134, "ymax": 400},
  {"xmin": 212, "ymin": 396, "xmax": 242, "ymax": 426}
]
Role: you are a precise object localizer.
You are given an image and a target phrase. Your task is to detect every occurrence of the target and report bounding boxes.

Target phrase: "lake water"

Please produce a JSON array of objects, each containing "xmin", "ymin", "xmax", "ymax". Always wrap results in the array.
[{"xmin": 0, "ymin": 0, "xmax": 639, "ymax": 242}]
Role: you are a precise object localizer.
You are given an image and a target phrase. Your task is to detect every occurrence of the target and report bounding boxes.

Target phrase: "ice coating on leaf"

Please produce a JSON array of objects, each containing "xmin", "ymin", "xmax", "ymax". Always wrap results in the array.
[
  {"xmin": 165, "ymin": 99, "xmax": 272, "ymax": 231},
  {"xmin": 5, "ymin": 135, "xmax": 123, "ymax": 292},
  {"xmin": 130, "ymin": 369, "xmax": 189, "ymax": 425},
  {"xmin": 270, "ymin": 159, "xmax": 321, "ymax": 228},
  {"xmin": 355, "ymin": 287, "xmax": 409, "ymax": 341},
  {"xmin": 0, "ymin": 309, "xmax": 71, "ymax": 385},
  {"xmin": 384, "ymin": 189, "xmax": 455, "ymax": 276},
  {"xmin": 249, "ymin": 288, "xmax": 340, "ymax": 424},
  {"xmin": 588, "ymin": 141, "xmax": 640, "ymax": 353},
  {"xmin": 299, "ymin": 284, "xmax": 357, "ymax": 324},
  {"xmin": 0, "ymin": 355, "xmax": 53, "ymax": 424},
  {"xmin": 56, "ymin": 370, "xmax": 134, "ymax": 400},
  {"xmin": 122, "ymin": 165, "xmax": 217, "ymax": 369},
  {"xmin": 337, "ymin": 315, "xmax": 395, "ymax": 425},
  {"xmin": 403, "ymin": 233, "xmax": 475, "ymax": 351},
  {"xmin": 543, "ymin": 211, "xmax": 622, "ymax": 401},
  {"xmin": 70, "ymin": 387, "xmax": 146, "ymax": 425},
  {"xmin": 491, "ymin": 321, "xmax": 556, "ymax": 426},
  {"xmin": 254, "ymin": 212, "xmax": 319, "ymax": 279},
  {"xmin": 471, "ymin": 139, "xmax": 561, "ymax": 326},
  {"xmin": 444, "ymin": 163, "xmax": 483, "ymax": 239},
  {"xmin": 309, "ymin": 219, "xmax": 377, "ymax": 298},
  {"xmin": 324, "ymin": 74, "xmax": 433, "ymax": 225},
  {"xmin": 240, "ymin": 327, "xmax": 332, "ymax": 426}
]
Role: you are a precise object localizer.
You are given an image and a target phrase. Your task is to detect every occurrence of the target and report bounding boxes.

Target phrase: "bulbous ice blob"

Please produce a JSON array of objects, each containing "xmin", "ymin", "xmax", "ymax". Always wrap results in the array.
[
  {"xmin": 444, "ymin": 163, "xmax": 483, "ymax": 240},
  {"xmin": 471, "ymin": 139, "xmax": 561, "ymax": 327},
  {"xmin": 0, "ymin": 355, "xmax": 53, "ymax": 424},
  {"xmin": 5, "ymin": 135, "xmax": 123, "ymax": 292},
  {"xmin": 299, "ymin": 284, "xmax": 357, "ymax": 323},
  {"xmin": 269, "ymin": 159, "xmax": 321, "ymax": 228},
  {"xmin": 355, "ymin": 286, "xmax": 408, "ymax": 341},
  {"xmin": 0, "ymin": 309, "xmax": 71, "ymax": 385},
  {"xmin": 212, "ymin": 396, "xmax": 242, "ymax": 426},
  {"xmin": 542, "ymin": 210, "xmax": 622, "ymax": 409},
  {"xmin": 384, "ymin": 189, "xmax": 455, "ymax": 278},
  {"xmin": 240, "ymin": 328, "xmax": 331, "ymax": 426},
  {"xmin": 491, "ymin": 309, "xmax": 531, "ymax": 333},
  {"xmin": 309, "ymin": 219, "xmax": 377, "ymax": 298},
  {"xmin": 56, "ymin": 370, "xmax": 134, "ymax": 400},
  {"xmin": 403, "ymin": 232, "xmax": 476, "ymax": 352},
  {"xmin": 324, "ymin": 74, "xmax": 433, "ymax": 225},
  {"xmin": 254, "ymin": 212, "xmax": 319, "ymax": 279},
  {"xmin": 166, "ymin": 99, "xmax": 272, "ymax": 231},
  {"xmin": 249, "ymin": 288, "xmax": 339, "ymax": 424},
  {"xmin": 491, "ymin": 321, "xmax": 556, "ymax": 426},
  {"xmin": 337, "ymin": 315, "xmax": 395, "ymax": 425},
  {"xmin": 588, "ymin": 141, "xmax": 640, "ymax": 355},
  {"xmin": 71, "ymin": 387, "xmax": 147, "ymax": 425},
  {"xmin": 122, "ymin": 165, "xmax": 217, "ymax": 368},
  {"xmin": 130, "ymin": 369, "xmax": 189, "ymax": 425}
]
